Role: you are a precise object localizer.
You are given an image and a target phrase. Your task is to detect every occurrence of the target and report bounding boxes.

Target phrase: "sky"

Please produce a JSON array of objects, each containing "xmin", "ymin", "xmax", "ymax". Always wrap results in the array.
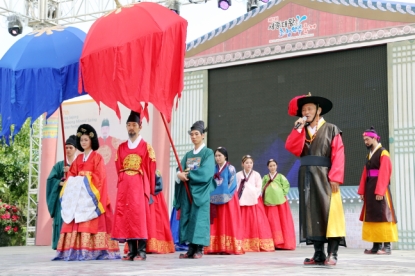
[{"xmin": 1, "ymin": 0, "xmax": 415, "ymax": 58}]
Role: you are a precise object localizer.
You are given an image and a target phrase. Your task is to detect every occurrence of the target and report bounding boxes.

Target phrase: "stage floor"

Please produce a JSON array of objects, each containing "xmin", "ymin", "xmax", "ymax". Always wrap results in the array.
[{"xmin": 1, "ymin": 245, "xmax": 415, "ymax": 275}]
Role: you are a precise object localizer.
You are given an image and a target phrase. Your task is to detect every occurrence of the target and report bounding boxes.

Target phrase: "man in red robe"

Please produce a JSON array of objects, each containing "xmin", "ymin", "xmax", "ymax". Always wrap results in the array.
[
  {"xmin": 97, "ymin": 119, "xmax": 123, "ymax": 210},
  {"xmin": 111, "ymin": 111, "xmax": 156, "ymax": 261},
  {"xmin": 285, "ymin": 93, "xmax": 346, "ymax": 266},
  {"xmin": 358, "ymin": 126, "xmax": 398, "ymax": 255}
]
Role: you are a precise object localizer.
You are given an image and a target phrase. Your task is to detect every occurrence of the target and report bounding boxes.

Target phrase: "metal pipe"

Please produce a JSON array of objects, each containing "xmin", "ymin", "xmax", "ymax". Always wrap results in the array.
[{"xmin": 39, "ymin": 0, "xmax": 48, "ymax": 22}]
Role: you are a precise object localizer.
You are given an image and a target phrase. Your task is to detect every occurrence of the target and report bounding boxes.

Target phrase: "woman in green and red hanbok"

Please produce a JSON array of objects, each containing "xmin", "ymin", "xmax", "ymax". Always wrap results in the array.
[
  {"xmin": 53, "ymin": 124, "xmax": 120, "ymax": 261},
  {"xmin": 262, "ymin": 159, "xmax": 296, "ymax": 250}
]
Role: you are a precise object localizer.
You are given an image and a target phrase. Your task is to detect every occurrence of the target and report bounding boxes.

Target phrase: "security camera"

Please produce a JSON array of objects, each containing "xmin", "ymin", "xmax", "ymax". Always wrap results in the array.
[{"xmin": 7, "ymin": 15, "xmax": 23, "ymax": 36}]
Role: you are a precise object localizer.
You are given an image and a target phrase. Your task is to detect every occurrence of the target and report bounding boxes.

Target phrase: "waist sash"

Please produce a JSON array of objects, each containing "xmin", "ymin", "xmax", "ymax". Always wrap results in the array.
[
  {"xmin": 367, "ymin": 169, "xmax": 379, "ymax": 177},
  {"xmin": 300, "ymin": 155, "xmax": 331, "ymax": 167}
]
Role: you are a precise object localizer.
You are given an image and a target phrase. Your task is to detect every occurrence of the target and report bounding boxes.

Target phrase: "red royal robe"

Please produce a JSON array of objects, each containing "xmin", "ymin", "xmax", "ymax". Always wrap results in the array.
[{"xmin": 112, "ymin": 139, "xmax": 156, "ymax": 240}]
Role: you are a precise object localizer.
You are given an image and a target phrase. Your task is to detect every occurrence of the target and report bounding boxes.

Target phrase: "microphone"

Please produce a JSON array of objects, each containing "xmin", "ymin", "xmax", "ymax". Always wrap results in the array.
[{"xmin": 294, "ymin": 116, "xmax": 307, "ymax": 129}]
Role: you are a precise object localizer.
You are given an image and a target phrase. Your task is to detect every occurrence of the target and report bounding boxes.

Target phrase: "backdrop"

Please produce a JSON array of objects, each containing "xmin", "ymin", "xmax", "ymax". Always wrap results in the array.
[{"xmin": 207, "ymin": 45, "xmax": 388, "ymax": 187}]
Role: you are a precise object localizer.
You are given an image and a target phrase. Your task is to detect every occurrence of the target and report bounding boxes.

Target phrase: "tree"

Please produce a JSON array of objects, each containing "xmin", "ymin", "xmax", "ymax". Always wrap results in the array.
[{"xmin": 0, "ymin": 118, "xmax": 32, "ymax": 246}]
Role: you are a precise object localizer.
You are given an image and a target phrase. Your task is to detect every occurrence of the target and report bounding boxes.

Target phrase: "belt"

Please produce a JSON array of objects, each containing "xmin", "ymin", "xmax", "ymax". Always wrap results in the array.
[
  {"xmin": 367, "ymin": 169, "xmax": 379, "ymax": 177},
  {"xmin": 300, "ymin": 156, "xmax": 331, "ymax": 167}
]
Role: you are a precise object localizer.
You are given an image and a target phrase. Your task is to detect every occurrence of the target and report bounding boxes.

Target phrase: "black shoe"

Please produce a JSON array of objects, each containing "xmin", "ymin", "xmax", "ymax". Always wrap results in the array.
[
  {"xmin": 377, "ymin": 242, "xmax": 391, "ymax": 255},
  {"xmin": 179, "ymin": 243, "xmax": 196, "ymax": 259},
  {"xmin": 122, "ymin": 240, "xmax": 137, "ymax": 261},
  {"xmin": 193, "ymin": 245, "xmax": 204, "ymax": 259},
  {"xmin": 364, "ymin": 242, "xmax": 382, "ymax": 254},
  {"xmin": 135, "ymin": 239, "xmax": 147, "ymax": 260}
]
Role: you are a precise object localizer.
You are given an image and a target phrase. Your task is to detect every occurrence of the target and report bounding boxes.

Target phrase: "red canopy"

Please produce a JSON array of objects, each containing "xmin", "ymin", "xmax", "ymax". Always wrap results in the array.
[{"xmin": 79, "ymin": 2, "xmax": 187, "ymax": 122}]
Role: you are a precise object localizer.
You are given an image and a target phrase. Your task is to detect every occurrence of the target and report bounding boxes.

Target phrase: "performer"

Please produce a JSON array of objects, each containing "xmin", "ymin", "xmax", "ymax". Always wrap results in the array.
[
  {"xmin": 123, "ymin": 170, "xmax": 175, "ymax": 255},
  {"xmin": 285, "ymin": 93, "xmax": 346, "ymax": 266},
  {"xmin": 175, "ymin": 120, "xmax": 216, "ymax": 259},
  {"xmin": 205, "ymin": 147, "xmax": 244, "ymax": 255},
  {"xmin": 97, "ymin": 118, "xmax": 123, "ymax": 210},
  {"xmin": 112, "ymin": 111, "xmax": 156, "ymax": 261},
  {"xmin": 53, "ymin": 124, "xmax": 120, "ymax": 261},
  {"xmin": 46, "ymin": 135, "xmax": 77, "ymax": 250},
  {"xmin": 262, "ymin": 158, "xmax": 296, "ymax": 250},
  {"xmin": 358, "ymin": 126, "xmax": 398, "ymax": 255},
  {"xmin": 236, "ymin": 155, "xmax": 274, "ymax": 252}
]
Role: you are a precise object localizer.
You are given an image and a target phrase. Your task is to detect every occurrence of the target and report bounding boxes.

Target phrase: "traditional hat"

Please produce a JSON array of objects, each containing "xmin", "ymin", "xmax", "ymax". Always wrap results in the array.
[
  {"xmin": 363, "ymin": 126, "xmax": 381, "ymax": 141},
  {"xmin": 75, "ymin": 124, "xmax": 99, "ymax": 152},
  {"xmin": 65, "ymin": 135, "xmax": 77, "ymax": 147},
  {"xmin": 288, "ymin": 93, "xmax": 332, "ymax": 117},
  {"xmin": 127, "ymin": 111, "xmax": 141, "ymax": 124},
  {"xmin": 101, "ymin": 119, "xmax": 110, "ymax": 127},
  {"xmin": 215, "ymin": 147, "xmax": 228, "ymax": 161},
  {"xmin": 188, "ymin": 120, "xmax": 207, "ymax": 134}
]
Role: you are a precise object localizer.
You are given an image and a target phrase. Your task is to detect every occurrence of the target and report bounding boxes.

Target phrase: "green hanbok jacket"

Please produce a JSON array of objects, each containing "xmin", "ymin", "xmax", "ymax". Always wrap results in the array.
[
  {"xmin": 174, "ymin": 146, "xmax": 216, "ymax": 246},
  {"xmin": 261, "ymin": 173, "xmax": 290, "ymax": 206},
  {"xmin": 46, "ymin": 161, "xmax": 64, "ymax": 250}
]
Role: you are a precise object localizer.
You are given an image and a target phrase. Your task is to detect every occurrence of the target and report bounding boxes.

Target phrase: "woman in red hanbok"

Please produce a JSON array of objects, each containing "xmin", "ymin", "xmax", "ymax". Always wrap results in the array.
[
  {"xmin": 262, "ymin": 159, "xmax": 296, "ymax": 250},
  {"xmin": 53, "ymin": 124, "xmax": 120, "ymax": 261},
  {"xmin": 236, "ymin": 155, "xmax": 274, "ymax": 252},
  {"xmin": 204, "ymin": 147, "xmax": 244, "ymax": 255}
]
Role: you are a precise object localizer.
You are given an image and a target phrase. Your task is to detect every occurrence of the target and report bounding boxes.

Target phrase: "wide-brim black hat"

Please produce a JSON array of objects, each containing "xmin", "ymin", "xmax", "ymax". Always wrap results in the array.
[
  {"xmin": 288, "ymin": 94, "xmax": 333, "ymax": 117},
  {"xmin": 76, "ymin": 124, "xmax": 99, "ymax": 152}
]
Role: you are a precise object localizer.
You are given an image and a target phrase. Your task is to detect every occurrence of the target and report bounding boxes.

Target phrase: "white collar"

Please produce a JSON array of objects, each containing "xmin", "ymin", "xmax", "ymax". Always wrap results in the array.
[
  {"xmin": 243, "ymin": 170, "xmax": 252, "ymax": 177},
  {"xmin": 307, "ymin": 117, "xmax": 325, "ymax": 135},
  {"xmin": 269, "ymin": 172, "xmax": 277, "ymax": 179},
  {"xmin": 218, "ymin": 162, "xmax": 227, "ymax": 171},
  {"xmin": 128, "ymin": 135, "xmax": 142, "ymax": 149},
  {"xmin": 193, "ymin": 143, "xmax": 205, "ymax": 154},
  {"xmin": 83, "ymin": 151, "xmax": 92, "ymax": 162},
  {"xmin": 369, "ymin": 143, "xmax": 382, "ymax": 159}
]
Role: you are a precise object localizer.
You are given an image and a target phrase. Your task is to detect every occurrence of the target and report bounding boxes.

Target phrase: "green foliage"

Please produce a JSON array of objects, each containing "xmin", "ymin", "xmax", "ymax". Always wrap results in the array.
[{"xmin": 0, "ymin": 118, "xmax": 32, "ymax": 246}]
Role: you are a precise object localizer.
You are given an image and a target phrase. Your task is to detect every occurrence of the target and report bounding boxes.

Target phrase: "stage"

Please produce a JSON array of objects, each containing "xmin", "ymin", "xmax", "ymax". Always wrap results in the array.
[{"xmin": 1, "ymin": 245, "xmax": 414, "ymax": 275}]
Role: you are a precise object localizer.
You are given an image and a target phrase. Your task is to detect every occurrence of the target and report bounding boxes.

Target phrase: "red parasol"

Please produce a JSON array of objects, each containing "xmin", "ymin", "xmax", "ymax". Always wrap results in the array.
[
  {"xmin": 79, "ymin": 1, "xmax": 192, "ymax": 203},
  {"xmin": 79, "ymin": 1, "xmax": 187, "ymax": 123}
]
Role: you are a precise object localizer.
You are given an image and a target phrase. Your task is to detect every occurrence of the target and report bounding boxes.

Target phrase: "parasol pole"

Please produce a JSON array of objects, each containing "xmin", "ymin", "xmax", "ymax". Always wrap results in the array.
[
  {"xmin": 59, "ymin": 105, "xmax": 67, "ymax": 169},
  {"xmin": 160, "ymin": 112, "xmax": 192, "ymax": 204}
]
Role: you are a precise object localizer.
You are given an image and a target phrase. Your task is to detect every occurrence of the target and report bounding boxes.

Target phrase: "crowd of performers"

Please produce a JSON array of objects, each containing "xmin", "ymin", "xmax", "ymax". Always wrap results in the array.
[{"xmin": 45, "ymin": 94, "xmax": 398, "ymax": 266}]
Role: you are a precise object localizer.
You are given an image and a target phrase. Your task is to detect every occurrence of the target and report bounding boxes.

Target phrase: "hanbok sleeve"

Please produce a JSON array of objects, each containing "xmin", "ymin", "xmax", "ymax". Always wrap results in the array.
[
  {"xmin": 261, "ymin": 175, "xmax": 268, "ymax": 190},
  {"xmin": 357, "ymin": 166, "xmax": 367, "ymax": 195},
  {"xmin": 374, "ymin": 150, "xmax": 392, "ymax": 196},
  {"xmin": 146, "ymin": 144, "xmax": 157, "ymax": 196},
  {"xmin": 46, "ymin": 162, "xmax": 63, "ymax": 218},
  {"xmin": 328, "ymin": 133, "xmax": 345, "ymax": 184},
  {"xmin": 279, "ymin": 174, "xmax": 290, "ymax": 196},
  {"xmin": 254, "ymin": 172, "xmax": 262, "ymax": 197},
  {"xmin": 285, "ymin": 128, "xmax": 305, "ymax": 157},
  {"xmin": 227, "ymin": 165, "xmax": 237, "ymax": 194},
  {"xmin": 115, "ymin": 146, "xmax": 122, "ymax": 175}
]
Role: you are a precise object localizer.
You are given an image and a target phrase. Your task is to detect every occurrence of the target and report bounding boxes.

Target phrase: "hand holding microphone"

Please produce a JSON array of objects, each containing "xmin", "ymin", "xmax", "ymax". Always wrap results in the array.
[{"xmin": 294, "ymin": 116, "xmax": 307, "ymax": 129}]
